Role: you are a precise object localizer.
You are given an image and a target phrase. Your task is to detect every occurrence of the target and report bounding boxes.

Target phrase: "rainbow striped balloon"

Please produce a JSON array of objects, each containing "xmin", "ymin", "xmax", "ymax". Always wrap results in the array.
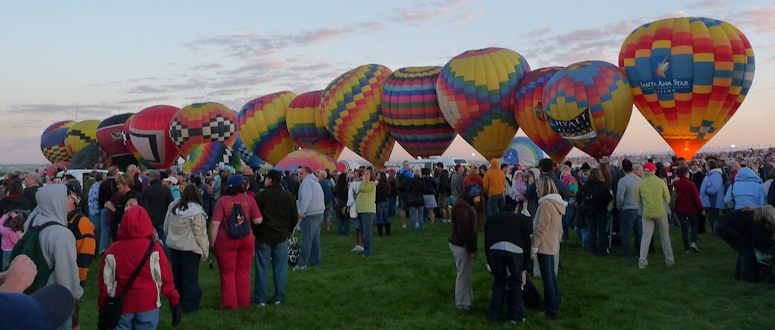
[
  {"xmin": 41, "ymin": 120, "xmax": 74, "ymax": 164},
  {"xmin": 436, "ymin": 47, "xmax": 530, "ymax": 160},
  {"xmin": 287, "ymin": 90, "xmax": 344, "ymax": 160},
  {"xmin": 274, "ymin": 149, "xmax": 336, "ymax": 173},
  {"xmin": 320, "ymin": 64, "xmax": 395, "ymax": 168},
  {"xmin": 382, "ymin": 66, "xmax": 456, "ymax": 158},
  {"xmin": 513, "ymin": 67, "xmax": 573, "ymax": 163},
  {"xmin": 543, "ymin": 61, "xmax": 633, "ymax": 159},
  {"xmin": 238, "ymin": 91, "xmax": 297, "ymax": 165},
  {"xmin": 619, "ymin": 17, "xmax": 755, "ymax": 160},
  {"xmin": 182, "ymin": 142, "xmax": 241, "ymax": 174}
]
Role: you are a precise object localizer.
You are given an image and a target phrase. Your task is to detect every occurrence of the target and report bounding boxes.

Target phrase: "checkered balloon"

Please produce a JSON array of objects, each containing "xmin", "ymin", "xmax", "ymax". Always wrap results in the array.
[{"xmin": 169, "ymin": 102, "xmax": 237, "ymax": 157}]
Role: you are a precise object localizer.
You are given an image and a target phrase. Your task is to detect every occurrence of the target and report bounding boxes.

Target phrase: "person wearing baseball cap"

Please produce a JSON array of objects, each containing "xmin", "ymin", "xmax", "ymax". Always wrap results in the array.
[{"xmin": 635, "ymin": 161, "xmax": 674, "ymax": 269}]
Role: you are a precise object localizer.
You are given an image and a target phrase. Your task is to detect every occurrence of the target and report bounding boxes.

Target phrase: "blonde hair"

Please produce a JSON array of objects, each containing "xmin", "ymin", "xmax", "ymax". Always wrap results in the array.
[
  {"xmin": 561, "ymin": 165, "xmax": 571, "ymax": 176},
  {"xmin": 536, "ymin": 176, "xmax": 558, "ymax": 198},
  {"xmin": 116, "ymin": 174, "xmax": 133, "ymax": 188}
]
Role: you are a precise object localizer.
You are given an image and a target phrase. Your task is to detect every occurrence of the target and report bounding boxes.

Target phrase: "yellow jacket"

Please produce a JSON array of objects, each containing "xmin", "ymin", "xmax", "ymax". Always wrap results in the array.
[
  {"xmin": 483, "ymin": 159, "xmax": 505, "ymax": 197},
  {"xmin": 636, "ymin": 174, "xmax": 670, "ymax": 219}
]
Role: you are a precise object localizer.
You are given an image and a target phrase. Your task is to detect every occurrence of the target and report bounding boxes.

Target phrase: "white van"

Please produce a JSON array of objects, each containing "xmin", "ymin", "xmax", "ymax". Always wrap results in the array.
[
  {"xmin": 407, "ymin": 157, "xmax": 468, "ymax": 171},
  {"xmin": 65, "ymin": 169, "xmax": 108, "ymax": 188}
]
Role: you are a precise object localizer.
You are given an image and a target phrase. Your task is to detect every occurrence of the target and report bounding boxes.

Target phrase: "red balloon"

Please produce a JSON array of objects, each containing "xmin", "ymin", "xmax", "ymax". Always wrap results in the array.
[{"xmin": 128, "ymin": 105, "xmax": 180, "ymax": 169}]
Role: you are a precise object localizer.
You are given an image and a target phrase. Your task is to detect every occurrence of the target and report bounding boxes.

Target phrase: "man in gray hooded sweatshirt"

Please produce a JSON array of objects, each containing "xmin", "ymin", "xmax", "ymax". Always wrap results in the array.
[{"xmin": 24, "ymin": 185, "xmax": 84, "ymax": 304}]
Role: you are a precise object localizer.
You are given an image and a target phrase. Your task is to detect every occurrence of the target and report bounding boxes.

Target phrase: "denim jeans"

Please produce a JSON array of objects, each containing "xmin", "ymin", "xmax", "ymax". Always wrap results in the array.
[
  {"xmin": 116, "ymin": 309, "xmax": 159, "ymax": 330},
  {"xmin": 537, "ymin": 254, "xmax": 561, "ymax": 317},
  {"xmin": 677, "ymin": 213, "xmax": 699, "ymax": 250},
  {"xmin": 486, "ymin": 195, "xmax": 505, "ymax": 217},
  {"xmin": 335, "ymin": 197, "xmax": 349, "ymax": 236},
  {"xmin": 89, "ymin": 210, "xmax": 101, "ymax": 251},
  {"xmin": 359, "ymin": 213, "xmax": 375, "ymax": 256},
  {"xmin": 253, "ymin": 240, "xmax": 289, "ymax": 304},
  {"xmin": 99, "ymin": 208, "xmax": 111, "ymax": 252},
  {"xmin": 154, "ymin": 224, "xmax": 166, "ymax": 246},
  {"xmin": 587, "ymin": 213, "xmax": 608, "ymax": 255},
  {"xmin": 169, "ymin": 249, "xmax": 202, "ymax": 312},
  {"xmin": 388, "ymin": 196, "xmax": 397, "ymax": 217},
  {"xmin": 488, "ymin": 250, "xmax": 524, "ymax": 322},
  {"xmin": 409, "ymin": 207, "xmax": 423, "ymax": 231},
  {"xmin": 298, "ymin": 213, "xmax": 324, "ymax": 267},
  {"xmin": 618, "ymin": 209, "xmax": 642, "ymax": 257},
  {"xmin": 1, "ymin": 251, "xmax": 10, "ymax": 271},
  {"xmin": 562, "ymin": 204, "xmax": 575, "ymax": 241},
  {"xmin": 705, "ymin": 207, "xmax": 720, "ymax": 234},
  {"xmin": 376, "ymin": 202, "xmax": 389, "ymax": 225}
]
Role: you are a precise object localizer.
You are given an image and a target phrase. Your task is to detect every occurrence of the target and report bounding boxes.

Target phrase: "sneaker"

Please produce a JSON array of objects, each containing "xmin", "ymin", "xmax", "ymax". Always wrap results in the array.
[
  {"xmin": 274, "ymin": 301, "xmax": 283, "ymax": 305},
  {"xmin": 292, "ymin": 265, "xmax": 306, "ymax": 271},
  {"xmin": 351, "ymin": 245, "xmax": 364, "ymax": 252},
  {"xmin": 510, "ymin": 318, "xmax": 526, "ymax": 324},
  {"xmin": 257, "ymin": 303, "xmax": 267, "ymax": 307},
  {"xmin": 691, "ymin": 242, "xmax": 700, "ymax": 252},
  {"xmin": 401, "ymin": 224, "xmax": 407, "ymax": 229}
]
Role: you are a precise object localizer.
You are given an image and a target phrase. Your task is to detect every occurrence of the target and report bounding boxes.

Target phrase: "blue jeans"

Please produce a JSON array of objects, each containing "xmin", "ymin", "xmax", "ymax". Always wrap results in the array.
[
  {"xmin": 298, "ymin": 214, "xmax": 324, "ymax": 267},
  {"xmin": 409, "ymin": 207, "xmax": 423, "ymax": 231},
  {"xmin": 388, "ymin": 196, "xmax": 397, "ymax": 217},
  {"xmin": 116, "ymin": 309, "xmax": 159, "ymax": 330},
  {"xmin": 376, "ymin": 202, "xmax": 389, "ymax": 225},
  {"xmin": 537, "ymin": 254, "xmax": 561, "ymax": 317},
  {"xmin": 677, "ymin": 213, "xmax": 699, "ymax": 251},
  {"xmin": 587, "ymin": 213, "xmax": 608, "ymax": 255},
  {"xmin": 1, "ymin": 251, "xmax": 10, "ymax": 271},
  {"xmin": 359, "ymin": 213, "xmax": 375, "ymax": 256},
  {"xmin": 486, "ymin": 195, "xmax": 505, "ymax": 217},
  {"xmin": 562, "ymin": 204, "xmax": 575, "ymax": 241},
  {"xmin": 253, "ymin": 240, "xmax": 289, "ymax": 304},
  {"xmin": 335, "ymin": 198, "xmax": 349, "ymax": 236},
  {"xmin": 488, "ymin": 250, "xmax": 524, "ymax": 322},
  {"xmin": 618, "ymin": 209, "xmax": 642, "ymax": 257},
  {"xmin": 154, "ymin": 224, "xmax": 166, "ymax": 246},
  {"xmin": 169, "ymin": 249, "xmax": 202, "ymax": 312},
  {"xmin": 89, "ymin": 210, "xmax": 101, "ymax": 251},
  {"xmin": 99, "ymin": 208, "xmax": 111, "ymax": 252}
]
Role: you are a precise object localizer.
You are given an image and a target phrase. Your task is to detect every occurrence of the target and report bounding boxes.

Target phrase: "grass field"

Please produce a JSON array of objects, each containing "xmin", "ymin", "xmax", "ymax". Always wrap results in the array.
[{"xmin": 79, "ymin": 218, "xmax": 775, "ymax": 329}]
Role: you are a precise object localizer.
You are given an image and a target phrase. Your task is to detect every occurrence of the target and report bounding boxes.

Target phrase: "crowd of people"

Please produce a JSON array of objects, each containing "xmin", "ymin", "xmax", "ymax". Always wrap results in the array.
[{"xmin": 0, "ymin": 147, "xmax": 774, "ymax": 327}]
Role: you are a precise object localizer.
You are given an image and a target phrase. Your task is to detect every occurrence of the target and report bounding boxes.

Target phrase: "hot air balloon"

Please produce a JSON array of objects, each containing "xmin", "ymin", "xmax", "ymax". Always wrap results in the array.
[
  {"xmin": 320, "ymin": 64, "xmax": 395, "ymax": 168},
  {"xmin": 336, "ymin": 160, "xmax": 350, "ymax": 173},
  {"xmin": 182, "ymin": 142, "xmax": 241, "ymax": 174},
  {"xmin": 543, "ymin": 61, "xmax": 633, "ymax": 159},
  {"xmin": 382, "ymin": 66, "xmax": 456, "ymax": 158},
  {"xmin": 97, "ymin": 113, "xmax": 137, "ymax": 170},
  {"xmin": 123, "ymin": 114, "xmax": 153, "ymax": 169},
  {"xmin": 65, "ymin": 120, "xmax": 100, "ymax": 156},
  {"xmin": 70, "ymin": 143, "xmax": 111, "ymax": 169},
  {"xmin": 274, "ymin": 149, "xmax": 336, "ymax": 173},
  {"xmin": 40, "ymin": 120, "xmax": 74, "ymax": 164},
  {"xmin": 230, "ymin": 136, "xmax": 264, "ymax": 169},
  {"xmin": 287, "ymin": 91, "xmax": 344, "ymax": 159},
  {"xmin": 238, "ymin": 91, "xmax": 297, "ymax": 165},
  {"xmin": 128, "ymin": 105, "xmax": 180, "ymax": 169},
  {"xmin": 619, "ymin": 17, "xmax": 755, "ymax": 160},
  {"xmin": 502, "ymin": 137, "xmax": 545, "ymax": 168},
  {"xmin": 170, "ymin": 102, "xmax": 238, "ymax": 157},
  {"xmin": 436, "ymin": 47, "xmax": 530, "ymax": 160},
  {"xmin": 513, "ymin": 67, "xmax": 574, "ymax": 163}
]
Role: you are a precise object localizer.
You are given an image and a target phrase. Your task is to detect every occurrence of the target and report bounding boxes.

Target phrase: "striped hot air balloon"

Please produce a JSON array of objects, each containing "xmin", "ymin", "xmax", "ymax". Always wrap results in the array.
[
  {"xmin": 619, "ymin": 17, "xmax": 755, "ymax": 159},
  {"xmin": 182, "ymin": 142, "xmax": 241, "ymax": 174},
  {"xmin": 274, "ymin": 149, "xmax": 336, "ymax": 173},
  {"xmin": 170, "ymin": 102, "xmax": 238, "ymax": 157},
  {"xmin": 238, "ymin": 91, "xmax": 297, "ymax": 165},
  {"xmin": 65, "ymin": 120, "xmax": 100, "ymax": 156},
  {"xmin": 40, "ymin": 120, "xmax": 74, "ymax": 164},
  {"xmin": 287, "ymin": 91, "xmax": 344, "ymax": 159}
]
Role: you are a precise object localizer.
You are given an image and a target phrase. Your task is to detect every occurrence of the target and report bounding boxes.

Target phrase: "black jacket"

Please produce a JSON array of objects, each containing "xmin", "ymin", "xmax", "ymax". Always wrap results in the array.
[
  {"xmin": 23, "ymin": 185, "xmax": 39, "ymax": 209},
  {"xmin": 421, "ymin": 175, "xmax": 436, "ymax": 195},
  {"xmin": 407, "ymin": 177, "xmax": 425, "ymax": 207},
  {"xmin": 484, "ymin": 211, "xmax": 532, "ymax": 271},
  {"xmin": 141, "ymin": 180, "xmax": 174, "ymax": 226},
  {"xmin": 436, "ymin": 170, "xmax": 449, "ymax": 195},
  {"xmin": 254, "ymin": 185, "xmax": 298, "ymax": 244},
  {"xmin": 0, "ymin": 195, "xmax": 32, "ymax": 215},
  {"xmin": 578, "ymin": 180, "xmax": 612, "ymax": 215}
]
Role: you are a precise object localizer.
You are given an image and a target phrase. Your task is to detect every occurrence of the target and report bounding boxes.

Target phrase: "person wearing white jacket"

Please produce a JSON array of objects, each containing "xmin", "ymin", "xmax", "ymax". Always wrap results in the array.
[{"xmin": 347, "ymin": 171, "xmax": 362, "ymax": 252}]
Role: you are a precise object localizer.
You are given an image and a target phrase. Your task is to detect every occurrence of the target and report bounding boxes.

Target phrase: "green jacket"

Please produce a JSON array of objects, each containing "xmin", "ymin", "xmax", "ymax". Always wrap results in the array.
[
  {"xmin": 636, "ymin": 174, "xmax": 670, "ymax": 219},
  {"xmin": 356, "ymin": 181, "xmax": 377, "ymax": 214}
]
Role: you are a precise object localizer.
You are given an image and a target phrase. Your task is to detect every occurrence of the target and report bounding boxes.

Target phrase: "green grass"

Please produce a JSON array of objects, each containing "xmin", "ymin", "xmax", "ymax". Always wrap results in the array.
[{"xmin": 79, "ymin": 218, "xmax": 775, "ymax": 329}]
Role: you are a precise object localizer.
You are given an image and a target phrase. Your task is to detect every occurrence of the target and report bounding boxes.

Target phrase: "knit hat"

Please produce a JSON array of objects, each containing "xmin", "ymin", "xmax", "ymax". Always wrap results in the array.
[
  {"xmin": 227, "ymin": 175, "xmax": 244, "ymax": 188},
  {"xmin": 643, "ymin": 162, "xmax": 656, "ymax": 173},
  {"xmin": 464, "ymin": 184, "xmax": 483, "ymax": 198}
]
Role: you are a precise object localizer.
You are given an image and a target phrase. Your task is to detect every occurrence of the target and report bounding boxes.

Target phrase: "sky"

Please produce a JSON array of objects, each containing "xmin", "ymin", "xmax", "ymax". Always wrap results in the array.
[{"xmin": 1, "ymin": 0, "xmax": 774, "ymax": 164}]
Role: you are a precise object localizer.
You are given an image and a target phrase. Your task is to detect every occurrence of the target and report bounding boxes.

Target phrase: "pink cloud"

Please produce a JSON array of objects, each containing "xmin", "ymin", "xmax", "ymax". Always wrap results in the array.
[
  {"xmin": 726, "ymin": 6, "xmax": 775, "ymax": 33},
  {"xmin": 392, "ymin": 0, "xmax": 469, "ymax": 23},
  {"xmin": 688, "ymin": 0, "xmax": 726, "ymax": 9}
]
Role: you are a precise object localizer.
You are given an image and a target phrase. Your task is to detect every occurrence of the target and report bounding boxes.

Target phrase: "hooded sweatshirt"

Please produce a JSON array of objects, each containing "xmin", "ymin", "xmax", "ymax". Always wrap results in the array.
[
  {"xmin": 164, "ymin": 201, "xmax": 209, "ymax": 258},
  {"xmin": 700, "ymin": 168, "xmax": 725, "ymax": 209},
  {"xmin": 99, "ymin": 207, "xmax": 180, "ymax": 313},
  {"xmin": 483, "ymin": 159, "xmax": 506, "ymax": 197},
  {"xmin": 298, "ymin": 174, "xmax": 325, "ymax": 216},
  {"xmin": 724, "ymin": 167, "xmax": 767, "ymax": 210},
  {"xmin": 25, "ymin": 184, "xmax": 83, "ymax": 299},
  {"xmin": 531, "ymin": 194, "xmax": 567, "ymax": 255}
]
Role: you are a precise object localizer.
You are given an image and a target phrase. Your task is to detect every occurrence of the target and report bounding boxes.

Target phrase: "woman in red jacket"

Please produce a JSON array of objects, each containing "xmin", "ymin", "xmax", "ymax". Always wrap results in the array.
[
  {"xmin": 98, "ymin": 206, "xmax": 181, "ymax": 329},
  {"xmin": 673, "ymin": 165, "xmax": 704, "ymax": 253},
  {"xmin": 210, "ymin": 175, "xmax": 263, "ymax": 309}
]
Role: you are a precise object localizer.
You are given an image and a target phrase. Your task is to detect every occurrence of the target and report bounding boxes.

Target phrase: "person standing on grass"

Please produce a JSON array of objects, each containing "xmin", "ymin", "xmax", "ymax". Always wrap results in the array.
[
  {"xmin": 616, "ymin": 160, "xmax": 642, "ymax": 257},
  {"xmin": 296, "ymin": 167, "xmax": 326, "ymax": 270},
  {"xmin": 142, "ymin": 171, "xmax": 174, "ymax": 245},
  {"xmin": 449, "ymin": 184, "xmax": 482, "ymax": 311},
  {"xmin": 87, "ymin": 173, "xmax": 104, "ymax": 252},
  {"xmin": 673, "ymin": 165, "xmax": 704, "ymax": 253},
  {"xmin": 164, "ymin": 184, "xmax": 209, "ymax": 313},
  {"xmin": 348, "ymin": 170, "xmax": 364, "ymax": 249},
  {"xmin": 356, "ymin": 170, "xmax": 377, "ymax": 256},
  {"xmin": 577, "ymin": 168, "xmax": 612, "ymax": 256},
  {"xmin": 636, "ymin": 162, "xmax": 674, "ymax": 269},
  {"xmin": 483, "ymin": 159, "xmax": 506, "ymax": 217},
  {"xmin": 560, "ymin": 165, "xmax": 578, "ymax": 242},
  {"xmin": 334, "ymin": 172, "xmax": 350, "ymax": 236},
  {"xmin": 450, "ymin": 164, "xmax": 465, "ymax": 203},
  {"xmin": 435, "ymin": 162, "xmax": 451, "ymax": 224},
  {"xmin": 407, "ymin": 170, "xmax": 426, "ymax": 231},
  {"xmin": 724, "ymin": 166, "xmax": 767, "ymax": 210},
  {"xmin": 421, "ymin": 168, "xmax": 438, "ymax": 225},
  {"xmin": 64, "ymin": 181, "xmax": 96, "ymax": 330},
  {"xmin": 387, "ymin": 169, "xmax": 399, "ymax": 218},
  {"xmin": 484, "ymin": 202, "xmax": 531, "ymax": 323},
  {"xmin": 318, "ymin": 170, "xmax": 334, "ymax": 232},
  {"xmin": 714, "ymin": 205, "xmax": 775, "ymax": 283},
  {"xmin": 397, "ymin": 161, "xmax": 414, "ymax": 229},
  {"xmin": 700, "ymin": 159, "xmax": 725, "ymax": 234},
  {"xmin": 531, "ymin": 176, "xmax": 566, "ymax": 319},
  {"xmin": 254, "ymin": 170, "xmax": 298, "ymax": 306},
  {"xmin": 375, "ymin": 171, "xmax": 391, "ymax": 236},
  {"xmin": 210, "ymin": 175, "xmax": 263, "ymax": 309}
]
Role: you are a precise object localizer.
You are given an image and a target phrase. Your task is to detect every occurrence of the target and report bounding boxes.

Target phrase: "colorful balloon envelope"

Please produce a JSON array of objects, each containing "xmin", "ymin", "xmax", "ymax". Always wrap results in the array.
[
  {"xmin": 335, "ymin": 160, "xmax": 350, "ymax": 173},
  {"xmin": 502, "ymin": 137, "xmax": 545, "ymax": 168},
  {"xmin": 238, "ymin": 91, "xmax": 297, "ymax": 165},
  {"xmin": 230, "ymin": 135, "xmax": 264, "ymax": 169},
  {"xmin": 320, "ymin": 64, "xmax": 395, "ymax": 168},
  {"xmin": 287, "ymin": 90, "xmax": 344, "ymax": 159},
  {"xmin": 65, "ymin": 120, "xmax": 100, "ymax": 156},
  {"xmin": 97, "ymin": 113, "xmax": 137, "ymax": 170},
  {"xmin": 69, "ymin": 143, "xmax": 111, "ymax": 169},
  {"xmin": 619, "ymin": 17, "xmax": 755, "ymax": 160},
  {"xmin": 513, "ymin": 67, "xmax": 573, "ymax": 163},
  {"xmin": 170, "ymin": 102, "xmax": 238, "ymax": 157},
  {"xmin": 40, "ymin": 120, "xmax": 74, "ymax": 164},
  {"xmin": 382, "ymin": 66, "xmax": 456, "ymax": 158},
  {"xmin": 123, "ymin": 114, "xmax": 152, "ymax": 170},
  {"xmin": 274, "ymin": 149, "xmax": 336, "ymax": 173},
  {"xmin": 128, "ymin": 105, "xmax": 180, "ymax": 169},
  {"xmin": 436, "ymin": 47, "xmax": 530, "ymax": 160},
  {"xmin": 543, "ymin": 61, "xmax": 633, "ymax": 160},
  {"xmin": 182, "ymin": 142, "xmax": 241, "ymax": 174}
]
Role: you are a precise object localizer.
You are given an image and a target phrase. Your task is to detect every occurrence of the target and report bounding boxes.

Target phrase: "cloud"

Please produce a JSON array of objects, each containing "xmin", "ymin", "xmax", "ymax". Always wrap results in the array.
[
  {"xmin": 658, "ymin": 10, "xmax": 689, "ymax": 19},
  {"xmin": 6, "ymin": 103, "xmax": 127, "ymax": 118},
  {"xmin": 726, "ymin": 6, "xmax": 775, "ymax": 33},
  {"xmin": 688, "ymin": 0, "xmax": 726, "ymax": 9},
  {"xmin": 126, "ymin": 85, "xmax": 167, "ymax": 94},
  {"xmin": 116, "ymin": 96, "xmax": 170, "ymax": 105},
  {"xmin": 392, "ymin": 0, "xmax": 468, "ymax": 23},
  {"xmin": 190, "ymin": 63, "xmax": 223, "ymax": 70}
]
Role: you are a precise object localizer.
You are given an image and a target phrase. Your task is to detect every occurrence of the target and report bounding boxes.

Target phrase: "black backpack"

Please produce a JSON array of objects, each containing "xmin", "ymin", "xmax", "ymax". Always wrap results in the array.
[
  {"xmin": 225, "ymin": 202, "xmax": 250, "ymax": 238},
  {"xmin": 10, "ymin": 221, "xmax": 63, "ymax": 293}
]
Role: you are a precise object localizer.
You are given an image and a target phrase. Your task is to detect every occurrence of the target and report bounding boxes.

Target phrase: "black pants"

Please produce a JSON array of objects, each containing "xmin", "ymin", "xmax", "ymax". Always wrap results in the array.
[
  {"xmin": 714, "ymin": 217, "xmax": 760, "ymax": 282},
  {"xmin": 488, "ymin": 250, "xmax": 524, "ymax": 322},
  {"xmin": 170, "ymin": 249, "xmax": 203, "ymax": 312}
]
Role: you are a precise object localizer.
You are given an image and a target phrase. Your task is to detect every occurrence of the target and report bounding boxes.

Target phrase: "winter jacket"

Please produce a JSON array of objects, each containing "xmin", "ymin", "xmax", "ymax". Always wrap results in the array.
[
  {"xmin": 0, "ymin": 194, "xmax": 32, "ymax": 215},
  {"xmin": 673, "ymin": 177, "xmax": 704, "ymax": 214},
  {"xmin": 561, "ymin": 174, "xmax": 578, "ymax": 205},
  {"xmin": 164, "ymin": 201, "xmax": 209, "ymax": 258},
  {"xmin": 483, "ymin": 159, "xmax": 506, "ymax": 197},
  {"xmin": 397, "ymin": 167, "xmax": 414, "ymax": 192},
  {"xmin": 319, "ymin": 178, "xmax": 334, "ymax": 205},
  {"xmin": 616, "ymin": 173, "xmax": 641, "ymax": 211},
  {"xmin": 297, "ymin": 174, "xmax": 325, "ymax": 216},
  {"xmin": 484, "ymin": 211, "xmax": 532, "ymax": 271},
  {"xmin": 450, "ymin": 172, "xmax": 465, "ymax": 198},
  {"xmin": 700, "ymin": 169, "xmax": 725, "ymax": 209},
  {"xmin": 376, "ymin": 181, "xmax": 388, "ymax": 203},
  {"xmin": 531, "ymin": 194, "xmax": 567, "ymax": 255},
  {"xmin": 578, "ymin": 180, "xmax": 612, "ymax": 215},
  {"xmin": 254, "ymin": 185, "xmax": 298, "ymax": 244},
  {"xmin": 421, "ymin": 175, "xmax": 436, "ymax": 195},
  {"xmin": 449, "ymin": 197, "xmax": 478, "ymax": 253},
  {"xmin": 724, "ymin": 167, "xmax": 767, "ymax": 210},
  {"xmin": 22, "ymin": 185, "xmax": 39, "ymax": 209},
  {"xmin": 142, "ymin": 180, "xmax": 174, "ymax": 227},
  {"xmin": 98, "ymin": 177, "xmax": 117, "ymax": 208},
  {"xmin": 435, "ymin": 169, "xmax": 449, "ymax": 195},
  {"xmin": 67, "ymin": 210, "xmax": 96, "ymax": 283},
  {"xmin": 99, "ymin": 207, "xmax": 180, "ymax": 313},
  {"xmin": 407, "ymin": 177, "xmax": 425, "ymax": 208},
  {"xmin": 356, "ymin": 181, "xmax": 377, "ymax": 214},
  {"xmin": 636, "ymin": 174, "xmax": 671, "ymax": 219}
]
